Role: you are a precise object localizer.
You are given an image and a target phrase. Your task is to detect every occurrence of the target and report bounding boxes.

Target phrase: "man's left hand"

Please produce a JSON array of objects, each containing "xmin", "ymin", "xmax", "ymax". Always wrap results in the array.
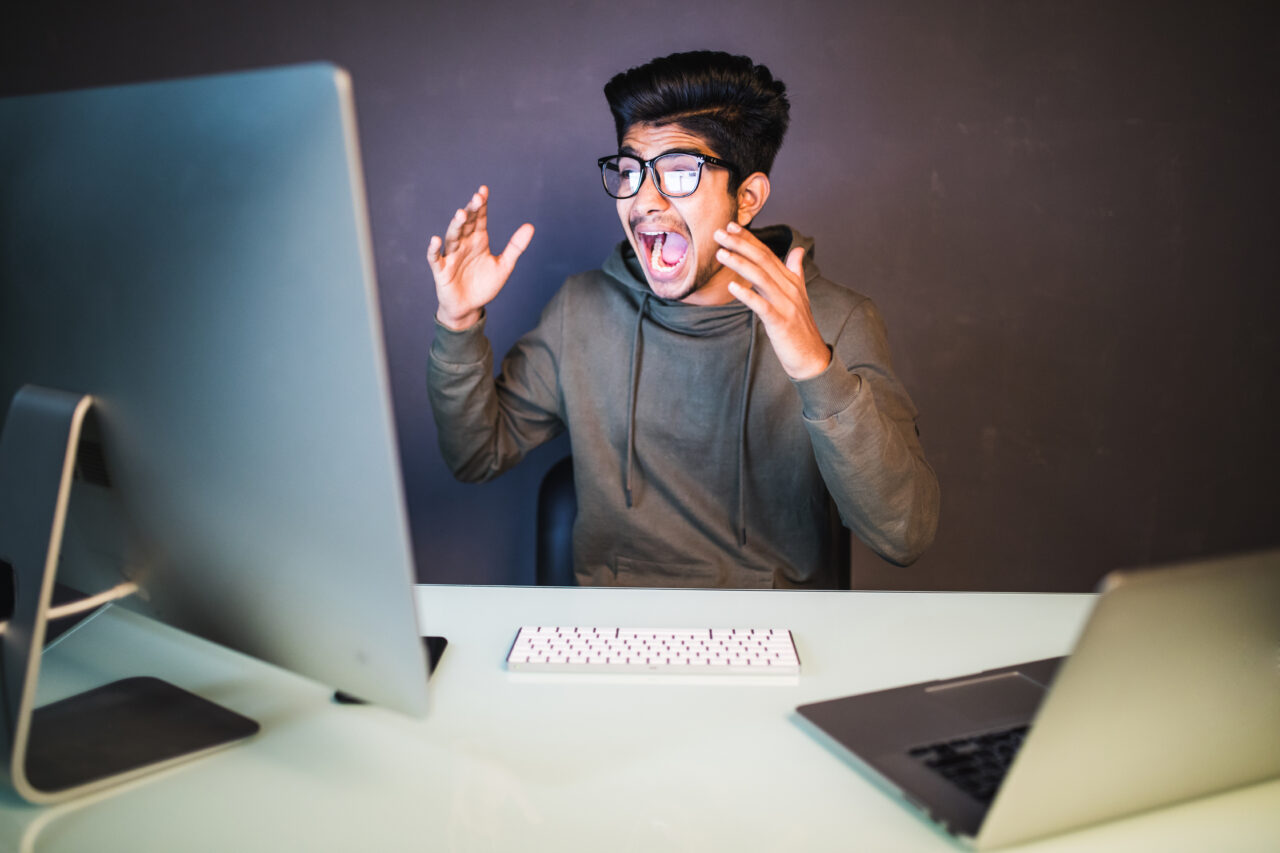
[{"xmin": 716, "ymin": 223, "xmax": 831, "ymax": 380}]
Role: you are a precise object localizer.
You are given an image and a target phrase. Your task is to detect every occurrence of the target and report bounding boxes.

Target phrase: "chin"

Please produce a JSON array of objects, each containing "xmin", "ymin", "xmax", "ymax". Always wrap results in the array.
[{"xmin": 647, "ymin": 275, "xmax": 697, "ymax": 301}]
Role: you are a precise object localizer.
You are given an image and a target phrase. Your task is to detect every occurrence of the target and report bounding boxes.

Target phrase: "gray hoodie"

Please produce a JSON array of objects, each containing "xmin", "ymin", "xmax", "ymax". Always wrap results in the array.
[{"xmin": 427, "ymin": 225, "xmax": 939, "ymax": 587}]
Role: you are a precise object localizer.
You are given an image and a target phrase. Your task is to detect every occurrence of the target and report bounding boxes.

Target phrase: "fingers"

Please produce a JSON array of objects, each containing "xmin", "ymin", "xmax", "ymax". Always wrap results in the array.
[
  {"xmin": 715, "ymin": 221, "xmax": 776, "ymax": 267},
  {"xmin": 426, "ymin": 234, "xmax": 444, "ymax": 276},
  {"xmin": 441, "ymin": 207, "xmax": 466, "ymax": 256},
  {"xmin": 713, "ymin": 222, "xmax": 797, "ymax": 299},
  {"xmin": 727, "ymin": 280, "xmax": 767, "ymax": 313},
  {"xmin": 427, "ymin": 185, "xmax": 532, "ymax": 286},
  {"xmin": 474, "ymin": 185, "xmax": 489, "ymax": 240},
  {"xmin": 716, "ymin": 224, "xmax": 810, "ymax": 328},
  {"xmin": 724, "ymin": 236, "xmax": 829, "ymax": 380},
  {"xmin": 442, "ymin": 186, "xmax": 489, "ymax": 255},
  {"xmin": 715, "ymin": 247, "xmax": 770, "ymax": 297},
  {"xmin": 497, "ymin": 222, "xmax": 536, "ymax": 275},
  {"xmin": 457, "ymin": 187, "xmax": 485, "ymax": 241}
]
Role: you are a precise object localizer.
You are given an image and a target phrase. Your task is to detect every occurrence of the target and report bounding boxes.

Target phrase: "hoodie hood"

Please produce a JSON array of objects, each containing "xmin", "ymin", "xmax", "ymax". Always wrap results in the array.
[{"xmin": 600, "ymin": 224, "xmax": 820, "ymax": 546}]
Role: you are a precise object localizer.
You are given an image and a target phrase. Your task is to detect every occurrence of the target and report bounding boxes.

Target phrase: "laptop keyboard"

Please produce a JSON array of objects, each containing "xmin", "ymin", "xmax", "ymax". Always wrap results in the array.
[
  {"xmin": 505, "ymin": 626, "xmax": 800, "ymax": 675},
  {"xmin": 908, "ymin": 724, "xmax": 1030, "ymax": 804}
]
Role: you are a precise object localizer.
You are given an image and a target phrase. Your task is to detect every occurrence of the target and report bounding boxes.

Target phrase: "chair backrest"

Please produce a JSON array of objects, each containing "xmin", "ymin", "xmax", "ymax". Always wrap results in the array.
[
  {"xmin": 535, "ymin": 455, "xmax": 577, "ymax": 586},
  {"xmin": 828, "ymin": 497, "xmax": 852, "ymax": 590}
]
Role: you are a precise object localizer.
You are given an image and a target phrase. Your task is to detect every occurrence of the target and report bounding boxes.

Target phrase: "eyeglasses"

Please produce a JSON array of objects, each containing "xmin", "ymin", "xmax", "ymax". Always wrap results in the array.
[{"xmin": 597, "ymin": 151, "xmax": 739, "ymax": 199}]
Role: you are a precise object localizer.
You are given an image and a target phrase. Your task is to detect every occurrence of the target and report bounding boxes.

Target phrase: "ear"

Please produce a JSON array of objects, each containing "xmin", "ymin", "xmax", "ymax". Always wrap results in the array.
[{"xmin": 734, "ymin": 172, "xmax": 771, "ymax": 227}]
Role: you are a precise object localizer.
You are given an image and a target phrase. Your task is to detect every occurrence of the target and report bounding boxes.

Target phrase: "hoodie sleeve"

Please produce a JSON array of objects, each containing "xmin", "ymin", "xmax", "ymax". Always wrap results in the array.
[
  {"xmin": 427, "ymin": 296, "xmax": 566, "ymax": 483},
  {"xmin": 791, "ymin": 296, "xmax": 940, "ymax": 566}
]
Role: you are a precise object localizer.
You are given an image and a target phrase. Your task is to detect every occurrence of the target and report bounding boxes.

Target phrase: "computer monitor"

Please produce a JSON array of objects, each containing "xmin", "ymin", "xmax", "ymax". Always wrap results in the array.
[{"xmin": 0, "ymin": 63, "xmax": 430, "ymax": 802}]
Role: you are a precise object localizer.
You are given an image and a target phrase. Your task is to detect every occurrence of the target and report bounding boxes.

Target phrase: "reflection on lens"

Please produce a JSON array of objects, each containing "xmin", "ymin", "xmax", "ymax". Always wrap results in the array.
[
  {"xmin": 655, "ymin": 154, "xmax": 701, "ymax": 197},
  {"xmin": 603, "ymin": 156, "xmax": 643, "ymax": 198}
]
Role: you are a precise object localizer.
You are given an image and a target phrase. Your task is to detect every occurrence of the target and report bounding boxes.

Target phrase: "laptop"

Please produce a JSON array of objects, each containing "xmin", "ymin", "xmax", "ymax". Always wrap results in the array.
[{"xmin": 796, "ymin": 549, "xmax": 1280, "ymax": 849}]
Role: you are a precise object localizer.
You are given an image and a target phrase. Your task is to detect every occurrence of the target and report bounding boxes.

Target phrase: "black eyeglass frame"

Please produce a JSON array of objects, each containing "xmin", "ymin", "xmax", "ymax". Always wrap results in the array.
[{"xmin": 597, "ymin": 151, "xmax": 741, "ymax": 199}]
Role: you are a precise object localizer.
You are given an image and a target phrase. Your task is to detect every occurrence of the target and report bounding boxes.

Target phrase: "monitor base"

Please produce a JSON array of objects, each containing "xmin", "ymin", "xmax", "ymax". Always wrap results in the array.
[
  {"xmin": 0, "ymin": 386, "xmax": 257, "ymax": 804},
  {"xmin": 26, "ymin": 676, "xmax": 258, "ymax": 794}
]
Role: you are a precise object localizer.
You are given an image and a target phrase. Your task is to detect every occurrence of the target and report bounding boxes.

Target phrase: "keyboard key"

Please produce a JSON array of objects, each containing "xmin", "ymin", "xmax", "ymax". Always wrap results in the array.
[
  {"xmin": 909, "ymin": 725, "xmax": 1030, "ymax": 804},
  {"xmin": 506, "ymin": 627, "xmax": 800, "ymax": 675}
]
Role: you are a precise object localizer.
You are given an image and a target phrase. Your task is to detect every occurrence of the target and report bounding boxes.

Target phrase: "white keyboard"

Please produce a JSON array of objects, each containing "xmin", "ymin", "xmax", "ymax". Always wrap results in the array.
[{"xmin": 505, "ymin": 626, "xmax": 800, "ymax": 675}]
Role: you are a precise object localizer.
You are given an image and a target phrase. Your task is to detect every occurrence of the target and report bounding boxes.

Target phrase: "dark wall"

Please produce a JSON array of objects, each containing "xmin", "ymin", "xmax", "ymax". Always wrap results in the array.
[{"xmin": 4, "ymin": 1, "xmax": 1276, "ymax": 591}]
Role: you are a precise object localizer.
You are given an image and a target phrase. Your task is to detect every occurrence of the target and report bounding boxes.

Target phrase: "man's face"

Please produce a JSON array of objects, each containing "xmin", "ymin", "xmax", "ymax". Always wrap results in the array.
[{"xmin": 615, "ymin": 123, "xmax": 740, "ymax": 304}]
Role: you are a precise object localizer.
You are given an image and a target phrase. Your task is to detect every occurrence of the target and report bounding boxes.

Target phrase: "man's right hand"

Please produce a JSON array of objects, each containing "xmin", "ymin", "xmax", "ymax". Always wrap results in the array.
[{"xmin": 427, "ymin": 185, "xmax": 535, "ymax": 330}]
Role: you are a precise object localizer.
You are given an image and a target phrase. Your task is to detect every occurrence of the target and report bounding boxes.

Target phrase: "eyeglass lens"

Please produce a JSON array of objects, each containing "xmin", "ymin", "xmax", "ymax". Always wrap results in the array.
[{"xmin": 603, "ymin": 154, "xmax": 704, "ymax": 199}]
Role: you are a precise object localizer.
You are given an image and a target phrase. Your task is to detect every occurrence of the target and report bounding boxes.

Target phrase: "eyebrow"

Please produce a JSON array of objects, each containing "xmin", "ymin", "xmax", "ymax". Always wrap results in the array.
[{"xmin": 618, "ymin": 146, "xmax": 709, "ymax": 160}]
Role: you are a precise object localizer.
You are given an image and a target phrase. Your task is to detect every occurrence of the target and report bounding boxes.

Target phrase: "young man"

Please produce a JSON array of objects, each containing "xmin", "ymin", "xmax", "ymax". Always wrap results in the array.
[{"xmin": 427, "ymin": 51, "xmax": 939, "ymax": 588}]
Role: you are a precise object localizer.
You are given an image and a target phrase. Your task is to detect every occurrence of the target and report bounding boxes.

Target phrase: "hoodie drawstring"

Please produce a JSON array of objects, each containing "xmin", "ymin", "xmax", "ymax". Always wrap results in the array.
[
  {"xmin": 624, "ymin": 293, "xmax": 649, "ymax": 508},
  {"xmin": 736, "ymin": 313, "xmax": 757, "ymax": 547}
]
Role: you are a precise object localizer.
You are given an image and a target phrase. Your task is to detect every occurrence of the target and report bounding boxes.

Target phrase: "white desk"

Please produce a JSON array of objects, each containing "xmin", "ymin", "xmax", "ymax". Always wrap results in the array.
[{"xmin": 1, "ymin": 586, "xmax": 1277, "ymax": 852}]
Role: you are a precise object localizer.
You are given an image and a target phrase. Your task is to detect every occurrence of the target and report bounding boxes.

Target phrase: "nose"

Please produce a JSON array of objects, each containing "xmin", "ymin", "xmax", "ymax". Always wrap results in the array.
[{"xmin": 633, "ymin": 166, "xmax": 670, "ymax": 214}]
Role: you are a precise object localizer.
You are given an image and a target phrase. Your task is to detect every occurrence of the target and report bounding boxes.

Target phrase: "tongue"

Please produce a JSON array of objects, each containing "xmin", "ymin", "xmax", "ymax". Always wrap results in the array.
[{"xmin": 661, "ymin": 232, "xmax": 689, "ymax": 266}]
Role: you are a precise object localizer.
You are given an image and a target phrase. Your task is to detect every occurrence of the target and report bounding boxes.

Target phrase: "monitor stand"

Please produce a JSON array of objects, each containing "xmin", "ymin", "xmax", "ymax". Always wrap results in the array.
[{"xmin": 0, "ymin": 385, "xmax": 258, "ymax": 805}]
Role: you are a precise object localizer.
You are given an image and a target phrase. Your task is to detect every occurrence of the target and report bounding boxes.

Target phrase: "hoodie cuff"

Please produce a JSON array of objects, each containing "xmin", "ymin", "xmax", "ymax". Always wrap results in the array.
[
  {"xmin": 792, "ymin": 351, "xmax": 863, "ymax": 422},
  {"xmin": 431, "ymin": 310, "xmax": 489, "ymax": 366}
]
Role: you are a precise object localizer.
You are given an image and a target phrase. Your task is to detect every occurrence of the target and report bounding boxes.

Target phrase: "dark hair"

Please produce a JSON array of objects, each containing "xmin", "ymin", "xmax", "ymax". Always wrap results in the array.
[{"xmin": 603, "ymin": 51, "xmax": 790, "ymax": 190}]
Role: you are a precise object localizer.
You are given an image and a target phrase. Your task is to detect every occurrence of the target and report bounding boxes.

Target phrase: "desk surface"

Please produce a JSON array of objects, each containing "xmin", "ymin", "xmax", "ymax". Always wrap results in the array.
[{"xmin": 2, "ymin": 585, "xmax": 1277, "ymax": 852}]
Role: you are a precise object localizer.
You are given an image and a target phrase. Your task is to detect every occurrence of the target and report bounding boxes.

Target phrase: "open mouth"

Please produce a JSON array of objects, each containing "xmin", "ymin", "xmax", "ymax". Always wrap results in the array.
[{"xmin": 636, "ymin": 230, "xmax": 690, "ymax": 280}]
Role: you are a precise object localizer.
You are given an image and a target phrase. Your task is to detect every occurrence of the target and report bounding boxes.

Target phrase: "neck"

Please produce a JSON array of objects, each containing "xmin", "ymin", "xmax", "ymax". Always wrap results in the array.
[{"xmin": 679, "ymin": 264, "xmax": 737, "ymax": 306}]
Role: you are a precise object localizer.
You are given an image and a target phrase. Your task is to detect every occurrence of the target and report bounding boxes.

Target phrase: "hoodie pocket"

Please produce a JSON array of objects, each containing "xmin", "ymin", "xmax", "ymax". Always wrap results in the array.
[{"xmin": 613, "ymin": 555, "xmax": 724, "ymax": 588}]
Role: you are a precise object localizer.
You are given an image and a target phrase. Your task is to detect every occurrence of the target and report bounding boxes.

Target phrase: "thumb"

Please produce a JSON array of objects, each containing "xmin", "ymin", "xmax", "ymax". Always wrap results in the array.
[
  {"xmin": 786, "ymin": 246, "xmax": 806, "ymax": 277},
  {"xmin": 498, "ymin": 222, "xmax": 536, "ymax": 274}
]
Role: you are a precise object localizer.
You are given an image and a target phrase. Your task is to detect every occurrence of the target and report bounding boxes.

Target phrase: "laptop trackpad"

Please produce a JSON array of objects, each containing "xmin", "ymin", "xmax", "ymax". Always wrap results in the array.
[{"xmin": 925, "ymin": 671, "xmax": 1046, "ymax": 725}]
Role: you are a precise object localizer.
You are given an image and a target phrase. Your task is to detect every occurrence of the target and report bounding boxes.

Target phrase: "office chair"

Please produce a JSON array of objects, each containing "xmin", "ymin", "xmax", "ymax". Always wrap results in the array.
[
  {"xmin": 828, "ymin": 501, "xmax": 853, "ymax": 589},
  {"xmin": 535, "ymin": 455, "xmax": 578, "ymax": 586},
  {"xmin": 535, "ymin": 454, "xmax": 853, "ymax": 589}
]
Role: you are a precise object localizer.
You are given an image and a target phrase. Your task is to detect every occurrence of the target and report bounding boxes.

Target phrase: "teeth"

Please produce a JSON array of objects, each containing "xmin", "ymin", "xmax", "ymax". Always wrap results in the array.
[
  {"xmin": 651, "ymin": 234, "xmax": 673, "ymax": 271},
  {"xmin": 642, "ymin": 231, "xmax": 680, "ymax": 272}
]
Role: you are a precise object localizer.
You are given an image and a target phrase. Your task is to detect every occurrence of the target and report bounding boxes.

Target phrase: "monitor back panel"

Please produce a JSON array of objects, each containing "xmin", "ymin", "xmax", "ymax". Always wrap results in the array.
[{"xmin": 0, "ymin": 64, "xmax": 429, "ymax": 715}]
